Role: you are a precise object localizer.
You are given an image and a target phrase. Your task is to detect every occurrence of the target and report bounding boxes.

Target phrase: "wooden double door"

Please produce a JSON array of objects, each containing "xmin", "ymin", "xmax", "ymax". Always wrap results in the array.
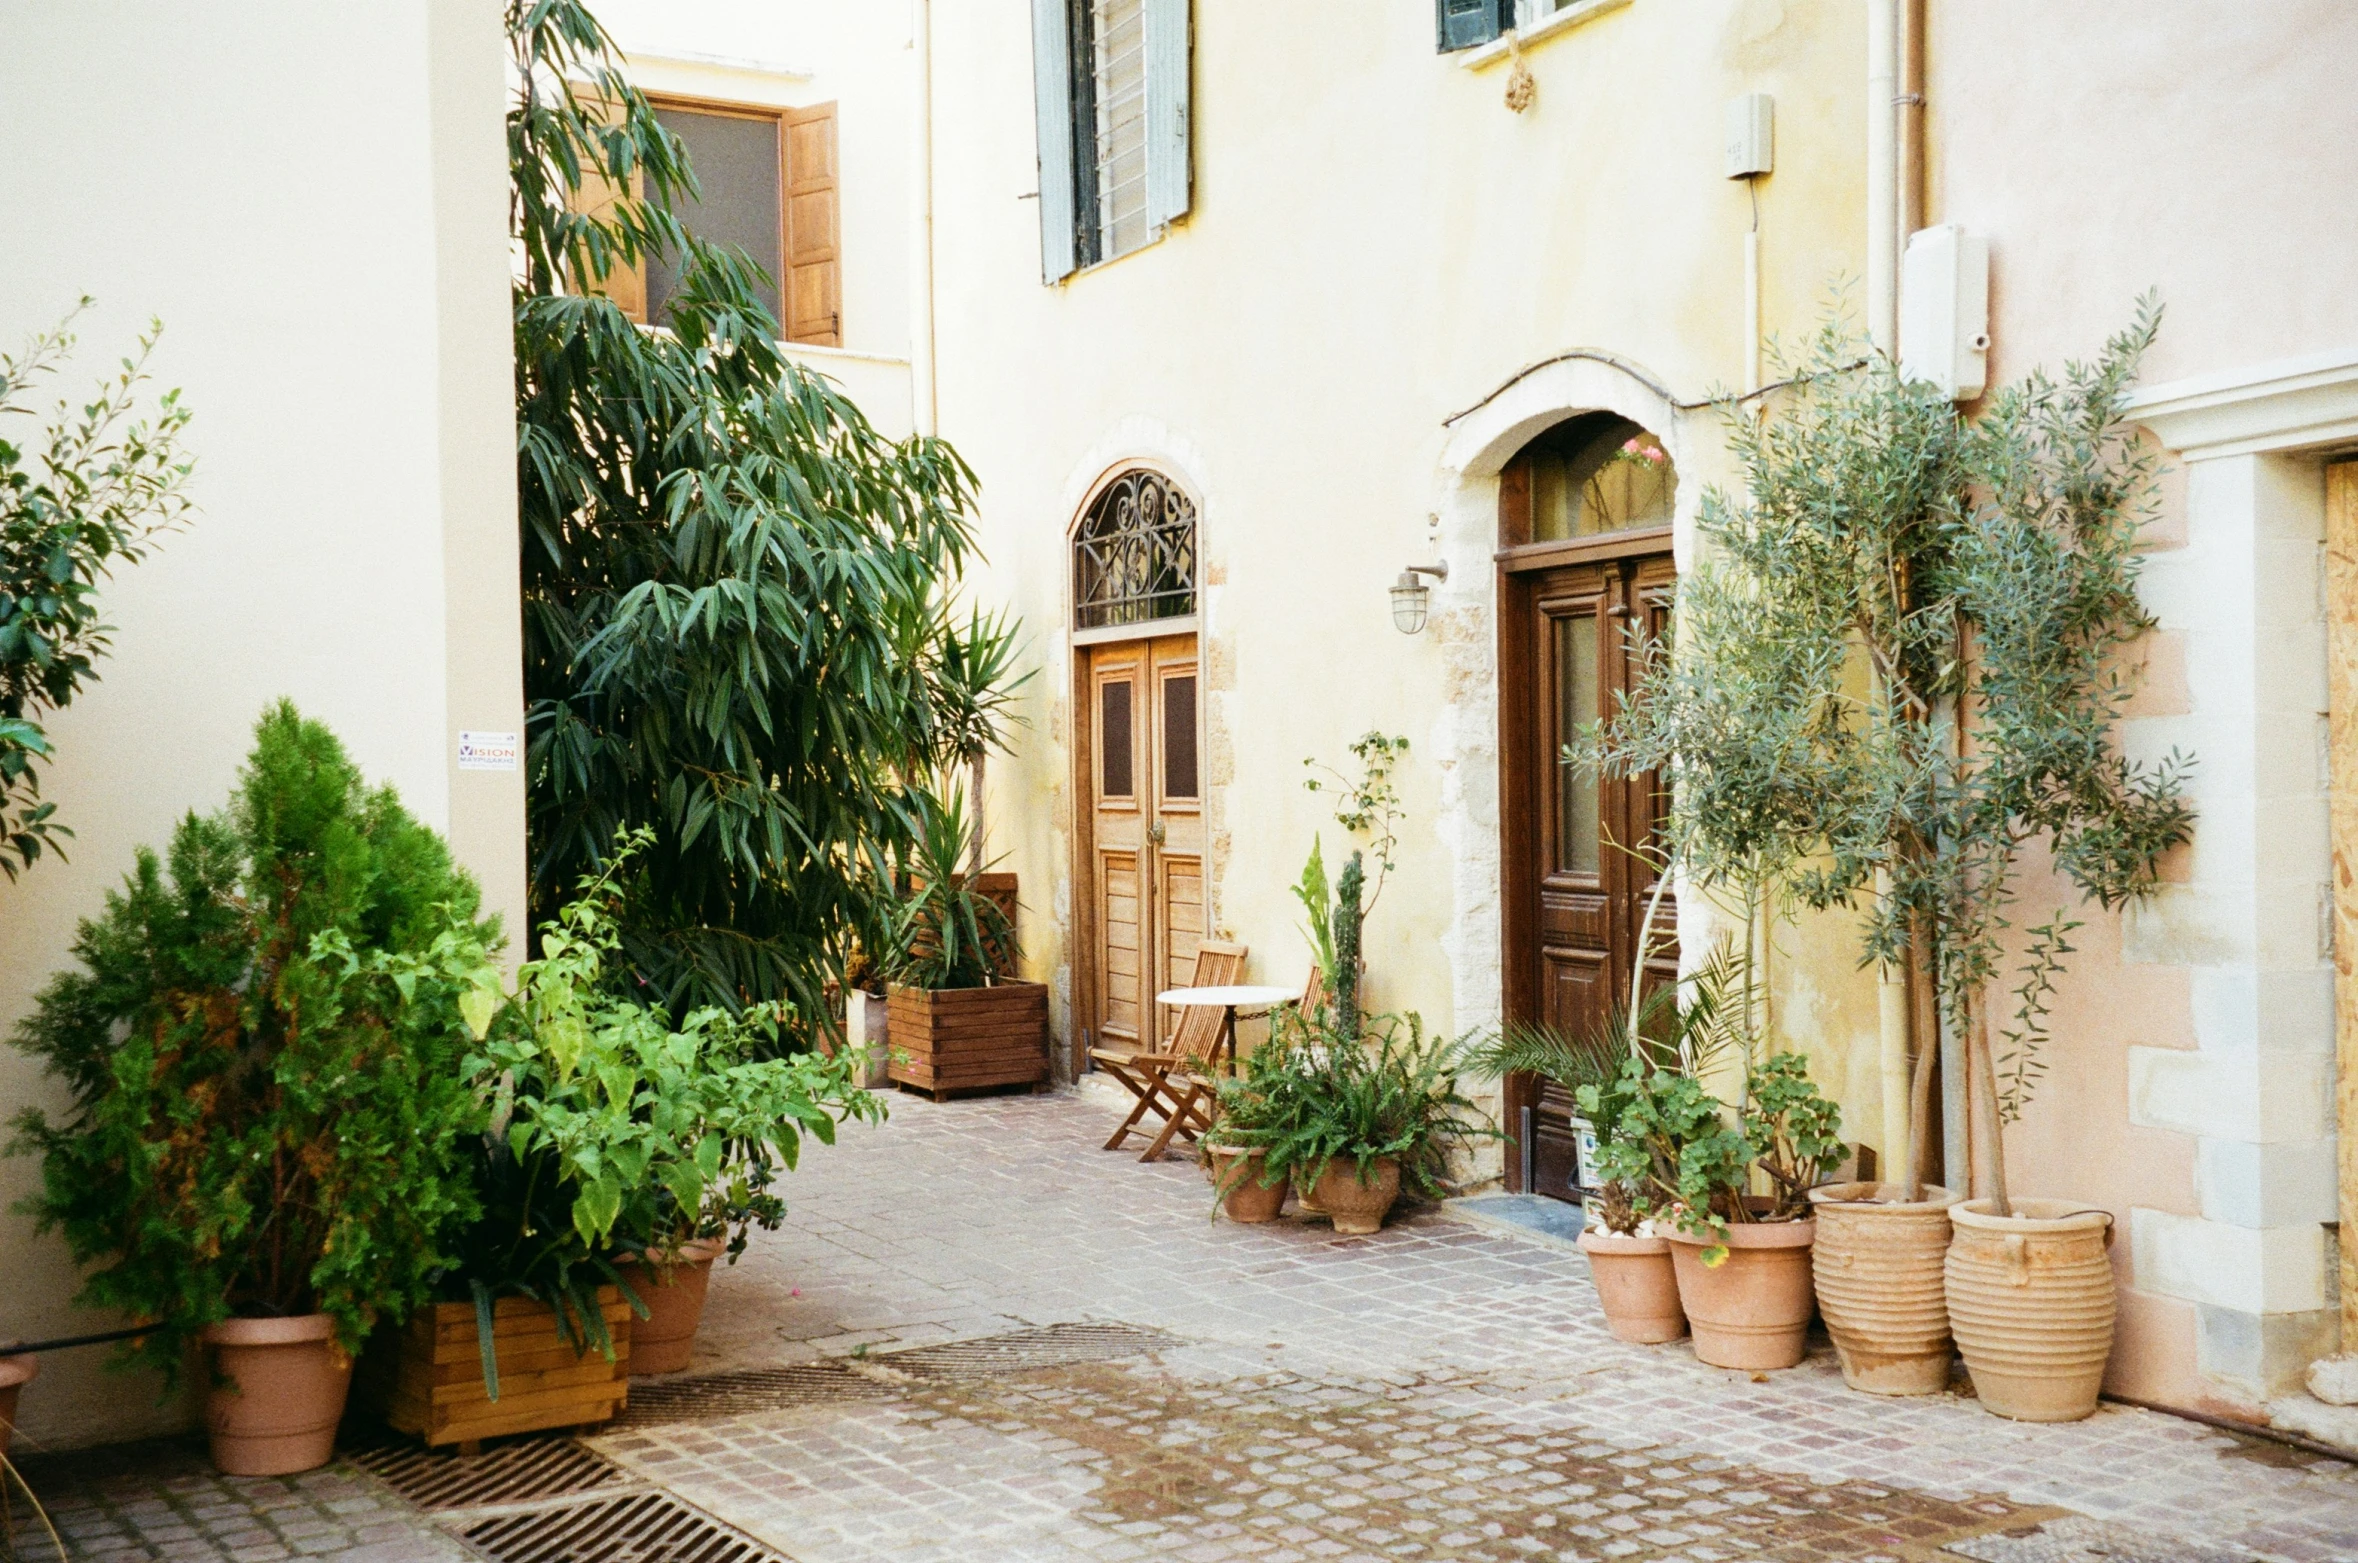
[
  {"xmin": 1082, "ymin": 635, "xmax": 1203, "ymax": 1058},
  {"xmin": 1502, "ymin": 550, "xmax": 1678, "ymax": 1199}
]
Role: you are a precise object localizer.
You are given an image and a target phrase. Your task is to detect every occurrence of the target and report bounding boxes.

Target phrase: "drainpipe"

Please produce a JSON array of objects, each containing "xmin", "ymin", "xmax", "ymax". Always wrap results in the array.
[{"xmin": 910, "ymin": 0, "xmax": 939, "ymax": 442}]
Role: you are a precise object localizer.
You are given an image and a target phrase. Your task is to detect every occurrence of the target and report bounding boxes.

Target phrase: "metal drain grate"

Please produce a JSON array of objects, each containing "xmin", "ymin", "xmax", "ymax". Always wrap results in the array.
[
  {"xmin": 886, "ymin": 1321, "xmax": 1176, "ymax": 1379},
  {"xmin": 612, "ymin": 1322, "xmax": 1175, "ymax": 1428},
  {"xmin": 612, "ymin": 1360, "xmax": 899, "ymax": 1428},
  {"xmin": 462, "ymin": 1490, "xmax": 785, "ymax": 1563},
  {"xmin": 349, "ymin": 1435, "xmax": 625, "ymax": 1511}
]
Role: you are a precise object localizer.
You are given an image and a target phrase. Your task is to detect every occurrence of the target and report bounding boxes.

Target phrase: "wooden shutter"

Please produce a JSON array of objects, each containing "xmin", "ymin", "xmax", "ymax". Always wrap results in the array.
[
  {"xmin": 1142, "ymin": 0, "xmax": 1190, "ymax": 230},
  {"xmin": 566, "ymin": 102, "xmax": 646, "ymax": 322},
  {"xmin": 1032, "ymin": 0, "xmax": 1079, "ymax": 281},
  {"xmin": 782, "ymin": 103, "xmax": 840, "ymax": 346},
  {"xmin": 1437, "ymin": 0, "xmax": 1508, "ymax": 51}
]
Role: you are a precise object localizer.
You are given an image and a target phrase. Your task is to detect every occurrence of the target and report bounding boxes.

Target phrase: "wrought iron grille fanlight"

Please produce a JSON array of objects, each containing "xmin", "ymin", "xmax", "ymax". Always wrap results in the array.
[{"xmin": 1074, "ymin": 469, "xmax": 1197, "ymax": 629}]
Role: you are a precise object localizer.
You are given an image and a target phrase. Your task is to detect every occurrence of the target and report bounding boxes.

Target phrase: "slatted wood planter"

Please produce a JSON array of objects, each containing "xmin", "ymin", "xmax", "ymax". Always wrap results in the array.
[
  {"xmin": 887, "ymin": 981, "xmax": 1049, "ymax": 1099},
  {"xmin": 364, "ymin": 1289, "xmax": 631, "ymax": 1451}
]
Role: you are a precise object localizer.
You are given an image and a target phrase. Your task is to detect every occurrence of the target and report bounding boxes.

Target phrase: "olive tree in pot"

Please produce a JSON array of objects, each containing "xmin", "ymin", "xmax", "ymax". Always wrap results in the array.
[
  {"xmin": 1586, "ymin": 304, "xmax": 2190, "ymax": 1413},
  {"xmin": 9, "ymin": 705, "xmax": 497, "ymax": 1475}
]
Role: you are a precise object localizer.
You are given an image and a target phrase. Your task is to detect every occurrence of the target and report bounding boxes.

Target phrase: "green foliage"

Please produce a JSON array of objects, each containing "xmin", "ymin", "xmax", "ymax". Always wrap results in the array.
[
  {"xmin": 1287, "ymin": 837, "xmax": 1336, "ymax": 996},
  {"xmin": 1582, "ymin": 300, "xmax": 2191, "ymax": 1193},
  {"xmin": 882, "ymin": 788, "xmax": 1018, "ymax": 991},
  {"xmin": 1213, "ymin": 1007, "xmax": 1497, "ymax": 1203},
  {"xmin": 507, "ymin": 0, "xmax": 1023, "ymax": 1021},
  {"xmin": 1301, "ymin": 731, "xmax": 1409, "ymax": 912},
  {"xmin": 0, "ymin": 305, "xmax": 193, "ymax": 879},
  {"xmin": 9, "ymin": 705, "xmax": 496, "ymax": 1378},
  {"xmin": 1331, "ymin": 852, "xmax": 1365, "ymax": 1038},
  {"xmin": 450, "ymin": 830, "xmax": 885, "ymax": 1363}
]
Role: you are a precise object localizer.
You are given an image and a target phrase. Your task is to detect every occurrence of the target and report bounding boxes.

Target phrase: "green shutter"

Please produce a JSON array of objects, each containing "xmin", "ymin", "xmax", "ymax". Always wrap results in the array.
[
  {"xmin": 1032, "ymin": 0, "xmax": 1078, "ymax": 281},
  {"xmin": 1437, "ymin": 0, "xmax": 1508, "ymax": 51},
  {"xmin": 1143, "ymin": 0, "xmax": 1191, "ymax": 229}
]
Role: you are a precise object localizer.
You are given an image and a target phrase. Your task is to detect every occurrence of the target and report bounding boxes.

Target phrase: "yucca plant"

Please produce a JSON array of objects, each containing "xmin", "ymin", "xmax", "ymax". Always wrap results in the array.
[{"xmin": 882, "ymin": 788, "xmax": 1016, "ymax": 992}]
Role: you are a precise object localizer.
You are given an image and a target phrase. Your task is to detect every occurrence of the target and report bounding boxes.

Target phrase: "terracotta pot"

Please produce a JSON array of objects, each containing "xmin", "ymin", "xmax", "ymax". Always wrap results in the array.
[
  {"xmin": 1206, "ymin": 1148, "xmax": 1287, "ymax": 1223},
  {"xmin": 1808, "ymin": 1182, "xmax": 1961, "ymax": 1395},
  {"xmin": 1576, "ymin": 1230, "xmax": 1686, "ymax": 1344},
  {"xmin": 0, "ymin": 1354, "xmax": 36, "ymax": 1459},
  {"xmin": 1945, "ymin": 1198, "xmax": 2116, "ymax": 1422},
  {"xmin": 199, "ymin": 1315, "xmax": 351, "ymax": 1476},
  {"xmin": 618, "ymin": 1236, "xmax": 729, "ymax": 1375},
  {"xmin": 1309, "ymin": 1157, "xmax": 1400, "ymax": 1235},
  {"xmin": 1667, "ymin": 1219, "xmax": 1817, "ymax": 1371}
]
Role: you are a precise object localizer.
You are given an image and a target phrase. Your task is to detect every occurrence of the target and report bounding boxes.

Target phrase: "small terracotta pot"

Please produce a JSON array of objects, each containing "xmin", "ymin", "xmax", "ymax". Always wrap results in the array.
[
  {"xmin": 1309, "ymin": 1157, "xmax": 1401, "ymax": 1235},
  {"xmin": 1577, "ymin": 1230, "xmax": 1686, "ymax": 1344},
  {"xmin": 1667, "ymin": 1218, "xmax": 1817, "ymax": 1371},
  {"xmin": 1206, "ymin": 1148, "xmax": 1287, "ymax": 1223},
  {"xmin": 1809, "ymin": 1182, "xmax": 1960, "ymax": 1395},
  {"xmin": 618, "ymin": 1236, "xmax": 729, "ymax": 1376},
  {"xmin": 1945, "ymin": 1198, "xmax": 2116, "ymax": 1422},
  {"xmin": 0, "ymin": 1354, "xmax": 37, "ymax": 1459},
  {"xmin": 199, "ymin": 1315, "xmax": 351, "ymax": 1476}
]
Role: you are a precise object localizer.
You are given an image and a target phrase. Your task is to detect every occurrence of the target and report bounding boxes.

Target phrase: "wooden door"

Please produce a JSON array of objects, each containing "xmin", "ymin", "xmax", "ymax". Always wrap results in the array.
[
  {"xmin": 1084, "ymin": 634, "xmax": 1203, "ymax": 1056},
  {"xmin": 1501, "ymin": 552, "xmax": 1676, "ymax": 1199}
]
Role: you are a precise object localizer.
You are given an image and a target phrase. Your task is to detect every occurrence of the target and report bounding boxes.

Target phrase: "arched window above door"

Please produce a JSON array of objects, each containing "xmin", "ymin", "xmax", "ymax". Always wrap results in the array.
[
  {"xmin": 1512, "ymin": 413, "xmax": 1676, "ymax": 543},
  {"xmin": 1074, "ymin": 468, "xmax": 1197, "ymax": 630}
]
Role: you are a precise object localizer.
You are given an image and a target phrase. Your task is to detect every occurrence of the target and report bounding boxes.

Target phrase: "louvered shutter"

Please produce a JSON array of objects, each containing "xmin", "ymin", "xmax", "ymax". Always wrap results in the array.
[
  {"xmin": 783, "ymin": 104, "xmax": 840, "ymax": 345},
  {"xmin": 1032, "ymin": 0, "xmax": 1078, "ymax": 282},
  {"xmin": 1143, "ymin": 0, "xmax": 1190, "ymax": 229},
  {"xmin": 1437, "ymin": 0, "xmax": 1508, "ymax": 51}
]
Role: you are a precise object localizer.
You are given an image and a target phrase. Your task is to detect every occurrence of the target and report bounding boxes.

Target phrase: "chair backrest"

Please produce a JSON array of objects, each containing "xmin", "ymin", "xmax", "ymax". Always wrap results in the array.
[
  {"xmin": 1297, "ymin": 963, "xmax": 1326, "ymax": 1018},
  {"xmin": 1167, "ymin": 939, "xmax": 1248, "ymax": 1060}
]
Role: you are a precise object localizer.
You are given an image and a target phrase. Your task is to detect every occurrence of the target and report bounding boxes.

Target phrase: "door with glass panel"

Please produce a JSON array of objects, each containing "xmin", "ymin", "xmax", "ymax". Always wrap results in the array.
[
  {"xmin": 1498, "ymin": 413, "xmax": 1679, "ymax": 1200},
  {"xmin": 1084, "ymin": 634, "xmax": 1202, "ymax": 1057}
]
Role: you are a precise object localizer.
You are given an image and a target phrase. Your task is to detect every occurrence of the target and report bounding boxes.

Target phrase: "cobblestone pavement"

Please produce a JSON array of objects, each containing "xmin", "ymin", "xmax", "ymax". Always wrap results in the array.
[{"xmin": 11, "ymin": 1088, "xmax": 2358, "ymax": 1562}]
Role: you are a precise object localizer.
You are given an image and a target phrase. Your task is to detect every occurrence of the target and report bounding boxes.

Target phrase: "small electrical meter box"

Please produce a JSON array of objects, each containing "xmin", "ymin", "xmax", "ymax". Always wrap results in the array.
[
  {"xmin": 1724, "ymin": 93, "xmax": 1773, "ymax": 178},
  {"xmin": 1900, "ymin": 224, "xmax": 1992, "ymax": 401}
]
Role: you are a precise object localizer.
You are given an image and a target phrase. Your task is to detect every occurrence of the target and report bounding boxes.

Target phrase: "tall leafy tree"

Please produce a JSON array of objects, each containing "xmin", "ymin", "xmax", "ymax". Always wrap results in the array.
[
  {"xmin": 507, "ymin": 2, "xmax": 1019, "ymax": 1020},
  {"xmin": 0, "ymin": 309, "xmax": 193, "ymax": 878}
]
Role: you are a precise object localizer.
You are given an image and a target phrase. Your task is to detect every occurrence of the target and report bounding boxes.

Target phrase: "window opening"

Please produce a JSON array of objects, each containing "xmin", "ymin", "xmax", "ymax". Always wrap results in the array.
[
  {"xmin": 1553, "ymin": 612, "xmax": 1601, "ymax": 874},
  {"xmin": 1075, "ymin": 470, "xmax": 1198, "ymax": 629},
  {"xmin": 1526, "ymin": 414, "xmax": 1676, "ymax": 542},
  {"xmin": 1162, "ymin": 676, "xmax": 1198, "ymax": 799},
  {"xmin": 1100, "ymin": 681, "xmax": 1135, "ymax": 797},
  {"xmin": 648, "ymin": 106, "xmax": 784, "ymax": 326}
]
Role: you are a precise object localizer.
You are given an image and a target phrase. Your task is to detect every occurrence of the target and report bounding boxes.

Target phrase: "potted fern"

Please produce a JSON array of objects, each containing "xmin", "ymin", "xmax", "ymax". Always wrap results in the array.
[
  {"xmin": 10, "ymin": 705, "xmax": 497, "ymax": 1475},
  {"xmin": 882, "ymin": 789, "xmax": 1047, "ymax": 1097}
]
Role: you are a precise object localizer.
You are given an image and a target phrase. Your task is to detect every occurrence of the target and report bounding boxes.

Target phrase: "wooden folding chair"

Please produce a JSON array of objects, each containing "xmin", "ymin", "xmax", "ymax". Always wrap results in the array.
[{"xmin": 1091, "ymin": 939, "xmax": 1247, "ymax": 1161}]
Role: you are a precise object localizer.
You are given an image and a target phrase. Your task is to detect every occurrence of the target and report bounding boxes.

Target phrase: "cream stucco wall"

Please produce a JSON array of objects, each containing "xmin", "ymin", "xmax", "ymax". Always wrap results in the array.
[
  {"xmin": 920, "ymin": 0, "xmax": 1880, "ymax": 1170},
  {"xmin": 0, "ymin": 0, "xmax": 522, "ymax": 1451},
  {"xmin": 1928, "ymin": 0, "xmax": 2358, "ymax": 1418}
]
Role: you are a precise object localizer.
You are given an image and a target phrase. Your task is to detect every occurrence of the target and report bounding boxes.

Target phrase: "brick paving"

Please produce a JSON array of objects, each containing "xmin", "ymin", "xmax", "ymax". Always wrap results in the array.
[{"xmin": 10, "ymin": 1086, "xmax": 2357, "ymax": 1561}]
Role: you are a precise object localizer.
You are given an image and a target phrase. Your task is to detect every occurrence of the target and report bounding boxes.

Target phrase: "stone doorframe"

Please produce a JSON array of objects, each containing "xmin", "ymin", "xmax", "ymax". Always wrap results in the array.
[
  {"xmin": 1427, "ymin": 353, "xmax": 1703, "ymax": 1160},
  {"xmin": 2124, "ymin": 348, "xmax": 2358, "ymax": 1412}
]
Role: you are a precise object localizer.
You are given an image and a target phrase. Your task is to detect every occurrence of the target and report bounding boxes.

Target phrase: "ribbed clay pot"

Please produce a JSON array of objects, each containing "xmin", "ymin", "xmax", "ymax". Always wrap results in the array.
[
  {"xmin": 1808, "ymin": 1182, "xmax": 1961, "ymax": 1395},
  {"xmin": 618, "ymin": 1236, "xmax": 729, "ymax": 1375},
  {"xmin": 1945, "ymin": 1198, "xmax": 2116, "ymax": 1422},
  {"xmin": 1667, "ymin": 1219, "xmax": 1817, "ymax": 1371},
  {"xmin": 200, "ymin": 1315, "xmax": 351, "ymax": 1476},
  {"xmin": 1310, "ymin": 1156, "xmax": 1400, "ymax": 1235},
  {"xmin": 1207, "ymin": 1148, "xmax": 1287, "ymax": 1223},
  {"xmin": 1577, "ymin": 1230, "xmax": 1686, "ymax": 1344},
  {"xmin": 0, "ymin": 1354, "xmax": 36, "ymax": 1458}
]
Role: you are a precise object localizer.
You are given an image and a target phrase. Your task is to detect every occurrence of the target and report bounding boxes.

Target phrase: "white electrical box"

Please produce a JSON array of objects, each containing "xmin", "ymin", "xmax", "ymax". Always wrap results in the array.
[
  {"xmin": 1724, "ymin": 93, "xmax": 1773, "ymax": 178},
  {"xmin": 1899, "ymin": 224, "xmax": 1991, "ymax": 401}
]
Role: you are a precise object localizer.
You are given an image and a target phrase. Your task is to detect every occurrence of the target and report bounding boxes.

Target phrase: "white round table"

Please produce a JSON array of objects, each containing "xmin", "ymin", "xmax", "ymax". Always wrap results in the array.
[{"xmin": 1156, "ymin": 983, "xmax": 1300, "ymax": 1067}]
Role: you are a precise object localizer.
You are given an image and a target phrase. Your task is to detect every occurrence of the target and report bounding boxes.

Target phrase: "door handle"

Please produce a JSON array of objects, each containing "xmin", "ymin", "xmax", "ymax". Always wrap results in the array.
[{"xmin": 1147, "ymin": 820, "xmax": 1167, "ymax": 846}]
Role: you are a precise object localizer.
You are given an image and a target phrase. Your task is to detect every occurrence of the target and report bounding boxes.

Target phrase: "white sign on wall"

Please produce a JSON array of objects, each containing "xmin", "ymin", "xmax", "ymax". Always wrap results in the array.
[{"xmin": 457, "ymin": 730, "xmax": 521, "ymax": 772}]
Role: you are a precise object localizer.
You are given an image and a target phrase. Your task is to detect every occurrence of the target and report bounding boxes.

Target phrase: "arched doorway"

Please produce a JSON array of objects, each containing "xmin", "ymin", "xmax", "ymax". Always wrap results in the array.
[
  {"xmin": 1497, "ymin": 413, "xmax": 1679, "ymax": 1199},
  {"xmin": 1070, "ymin": 467, "xmax": 1204, "ymax": 1072}
]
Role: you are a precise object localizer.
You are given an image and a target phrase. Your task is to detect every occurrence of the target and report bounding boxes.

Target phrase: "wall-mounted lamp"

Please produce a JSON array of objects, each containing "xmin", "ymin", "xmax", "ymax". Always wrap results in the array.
[{"xmin": 1390, "ymin": 561, "xmax": 1450, "ymax": 635}]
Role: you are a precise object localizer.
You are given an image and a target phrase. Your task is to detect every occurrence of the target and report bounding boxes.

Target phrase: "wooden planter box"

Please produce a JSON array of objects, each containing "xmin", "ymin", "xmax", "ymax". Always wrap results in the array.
[
  {"xmin": 362, "ymin": 1288, "xmax": 631, "ymax": 1450},
  {"xmin": 887, "ymin": 981, "xmax": 1049, "ymax": 1099}
]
